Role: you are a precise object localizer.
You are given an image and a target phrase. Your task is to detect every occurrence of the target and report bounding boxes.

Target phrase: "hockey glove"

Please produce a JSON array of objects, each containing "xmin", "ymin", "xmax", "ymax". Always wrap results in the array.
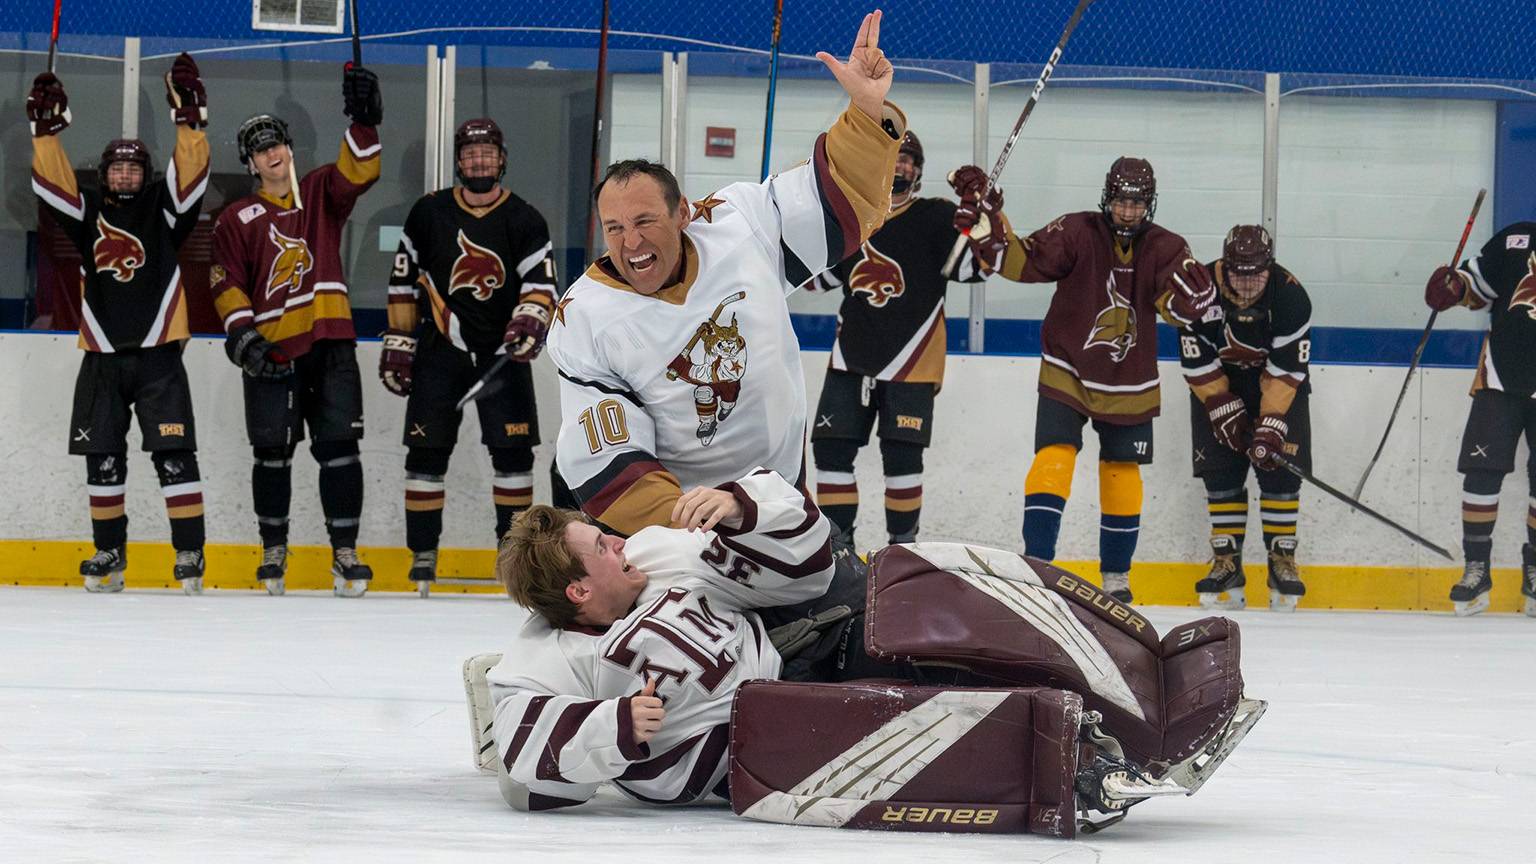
[
  {"xmin": 768, "ymin": 605, "xmax": 855, "ymax": 659},
  {"xmin": 1164, "ymin": 257, "xmax": 1217, "ymax": 324},
  {"xmin": 26, "ymin": 72, "xmax": 71, "ymax": 137},
  {"xmin": 1423, "ymin": 265, "xmax": 1468, "ymax": 311},
  {"xmin": 948, "ymin": 165, "xmax": 1008, "ymax": 271},
  {"xmin": 1248, "ymin": 414, "xmax": 1288, "ymax": 471},
  {"xmin": 503, "ymin": 302, "xmax": 551, "ymax": 362},
  {"xmin": 225, "ymin": 324, "xmax": 292, "ymax": 379},
  {"xmin": 1202, "ymin": 391, "xmax": 1251, "ymax": 453},
  {"xmin": 378, "ymin": 330, "xmax": 416, "ymax": 396},
  {"xmin": 342, "ymin": 64, "xmax": 383, "ymax": 127},
  {"xmin": 164, "ymin": 52, "xmax": 208, "ymax": 129}
]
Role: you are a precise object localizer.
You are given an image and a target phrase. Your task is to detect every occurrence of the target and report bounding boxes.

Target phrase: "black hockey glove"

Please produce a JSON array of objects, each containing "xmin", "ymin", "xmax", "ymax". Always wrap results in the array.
[
  {"xmin": 342, "ymin": 64, "xmax": 383, "ymax": 127},
  {"xmin": 225, "ymin": 324, "xmax": 292, "ymax": 379}
]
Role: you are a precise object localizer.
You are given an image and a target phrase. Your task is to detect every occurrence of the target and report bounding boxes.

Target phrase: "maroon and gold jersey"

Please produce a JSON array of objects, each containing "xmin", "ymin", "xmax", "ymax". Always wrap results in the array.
[
  {"xmin": 386, "ymin": 186, "xmax": 558, "ymax": 356},
  {"xmin": 31, "ymin": 128, "xmax": 209, "ymax": 352},
  {"xmin": 210, "ymin": 124, "xmax": 380, "ymax": 358},
  {"xmin": 993, "ymin": 211, "xmax": 1196, "ymax": 424}
]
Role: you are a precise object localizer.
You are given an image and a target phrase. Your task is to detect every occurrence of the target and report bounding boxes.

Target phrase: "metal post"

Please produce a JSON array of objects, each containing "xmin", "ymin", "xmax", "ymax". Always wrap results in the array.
[
  {"xmin": 1263, "ymin": 72, "xmax": 1280, "ymax": 235},
  {"xmin": 670, "ymin": 53, "xmax": 687, "ymax": 181},
  {"xmin": 424, "ymin": 45, "xmax": 439, "ymax": 195},
  {"xmin": 968, "ymin": 63, "xmax": 990, "ymax": 353},
  {"xmin": 121, "ymin": 37, "xmax": 140, "ymax": 139},
  {"xmin": 441, "ymin": 46, "xmax": 458, "ymax": 190}
]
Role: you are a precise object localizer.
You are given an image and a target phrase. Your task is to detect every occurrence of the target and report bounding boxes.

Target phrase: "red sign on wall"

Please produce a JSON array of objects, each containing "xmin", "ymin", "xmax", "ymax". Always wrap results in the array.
[{"xmin": 705, "ymin": 126, "xmax": 736, "ymax": 158}]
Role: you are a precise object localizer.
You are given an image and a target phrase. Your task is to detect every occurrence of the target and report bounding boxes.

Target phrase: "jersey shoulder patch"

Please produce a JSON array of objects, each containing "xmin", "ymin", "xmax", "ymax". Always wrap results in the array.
[{"xmin": 237, "ymin": 202, "xmax": 267, "ymax": 224}]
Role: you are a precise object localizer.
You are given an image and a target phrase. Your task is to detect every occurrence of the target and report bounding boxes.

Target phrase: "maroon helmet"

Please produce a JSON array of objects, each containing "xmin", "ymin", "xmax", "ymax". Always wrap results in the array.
[
  {"xmin": 1100, "ymin": 156, "xmax": 1157, "ymax": 240},
  {"xmin": 1222, "ymin": 225, "xmax": 1274, "ymax": 275},
  {"xmin": 98, "ymin": 138, "xmax": 152, "ymax": 206},
  {"xmin": 899, "ymin": 130, "xmax": 924, "ymax": 170},
  {"xmin": 455, "ymin": 118, "xmax": 507, "ymax": 192}
]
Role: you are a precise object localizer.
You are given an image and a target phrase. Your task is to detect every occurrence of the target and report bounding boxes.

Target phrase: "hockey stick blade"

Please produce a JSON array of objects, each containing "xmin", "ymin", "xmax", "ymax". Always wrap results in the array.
[
  {"xmin": 1276, "ymin": 456, "xmax": 1453, "ymax": 559},
  {"xmin": 456, "ymin": 354, "xmax": 511, "ymax": 411}
]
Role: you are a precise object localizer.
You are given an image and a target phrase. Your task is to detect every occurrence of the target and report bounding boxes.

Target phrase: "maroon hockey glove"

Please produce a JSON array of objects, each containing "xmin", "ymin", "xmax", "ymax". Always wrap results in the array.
[
  {"xmin": 503, "ymin": 302, "xmax": 551, "ymax": 362},
  {"xmin": 378, "ymin": 330, "xmax": 416, "ymax": 396},
  {"xmin": 948, "ymin": 165, "xmax": 1008, "ymax": 270},
  {"xmin": 1248, "ymin": 414, "xmax": 1288, "ymax": 471},
  {"xmin": 1423, "ymin": 264, "xmax": 1467, "ymax": 311},
  {"xmin": 1165, "ymin": 257, "xmax": 1216, "ymax": 324},
  {"xmin": 26, "ymin": 72, "xmax": 70, "ymax": 137},
  {"xmin": 225, "ymin": 324, "xmax": 292, "ymax": 379},
  {"xmin": 164, "ymin": 52, "xmax": 208, "ymax": 129},
  {"xmin": 343, "ymin": 63, "xmax": 383, "ymax": 127},
  {"xmin": 1202, "ymin": 391, "xmax": 1251, "ymax": 453}
]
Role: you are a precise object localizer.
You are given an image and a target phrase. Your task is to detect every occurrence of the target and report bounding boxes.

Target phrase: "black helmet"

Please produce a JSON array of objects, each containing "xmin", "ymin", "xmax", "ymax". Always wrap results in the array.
[
  {"xmin": 98, "ymin": 138, "xmax": 152, "ymax": 206},
  {"xmin": 454, "ymin": 118, "xmax": 507, "ymax": 194},
  {"xmin": 237, "ymin": 114, "xmax": 292, "ymax": 173},
  {"xmin": 1100, "ymin": 156, "xmax": 1157, "ymax": 241}
]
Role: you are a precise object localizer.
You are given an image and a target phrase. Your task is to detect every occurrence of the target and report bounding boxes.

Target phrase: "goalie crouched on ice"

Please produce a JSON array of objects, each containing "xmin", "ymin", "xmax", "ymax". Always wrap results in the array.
[{"xmin": 463, "ymin": 467, "xmax": 1266, "ymax": 836}]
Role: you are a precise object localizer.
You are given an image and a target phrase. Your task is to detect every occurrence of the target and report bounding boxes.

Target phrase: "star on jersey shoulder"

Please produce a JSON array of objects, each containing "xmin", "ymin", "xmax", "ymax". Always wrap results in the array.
[
  {"xmin": 691, "ymin": 195, "xmax": 726, "ymax": 223},
  {"xmin": 554, "ymin": 295, "xmax": 576, "ymax": 327}
]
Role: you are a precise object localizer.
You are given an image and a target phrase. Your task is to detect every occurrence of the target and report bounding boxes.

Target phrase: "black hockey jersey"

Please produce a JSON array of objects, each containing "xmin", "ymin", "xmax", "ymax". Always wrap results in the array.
[
  {"xmin": 1457, "ymin": 221, "xmax": 1536, "ymax": 398},
  {"xmin": 809, "ymin": 197, "xmax": 983, "ymax": 384},
  {"xmin": 31, "ymin": 128, "xmax": 208, "ymax": 352},
  {"xmin": 1179, "ymin": 262, "xmax": 1312, "ymax": 405},
  {"xmin": 387, "ymin": 187, "xmax": 558, "ymax": 356}
]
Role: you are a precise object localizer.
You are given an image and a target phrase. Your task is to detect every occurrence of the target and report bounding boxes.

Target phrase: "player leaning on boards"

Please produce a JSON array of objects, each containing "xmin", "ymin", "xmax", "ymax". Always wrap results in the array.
[
  {"xmin": 210, "ymin": 64, "xmax": 382, "ymax": 597},
  {"xmin": 1179, "ymin": 226, "xmax": 1313, "ymax": 611},
  {"xmin": 380, "ymin": 118, "xmax": 559, "ymax": 591},
  {"xmin": 949, "ymin": 158, "xmax": 1216, "ymax": 603},
  {"xmin": 547, "ymin": 11, "xmax": 902, "ymax": 537},
  {"xmin": 804, "ymin": 130, "xmax": 986, "ymax": 551},
  {"xmin": 28, "ymin": 55, "xmax": 211, "ymax": 594},
  {"xmin": 1426, "ymin": 221, "xmax": 1536, "ymax": 617}
]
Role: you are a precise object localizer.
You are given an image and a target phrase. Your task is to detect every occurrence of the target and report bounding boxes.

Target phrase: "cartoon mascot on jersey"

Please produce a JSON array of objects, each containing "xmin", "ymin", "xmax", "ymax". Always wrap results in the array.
[{"xmin": 667, "ymin": 291, "xmax": 748, "ymax": 446}]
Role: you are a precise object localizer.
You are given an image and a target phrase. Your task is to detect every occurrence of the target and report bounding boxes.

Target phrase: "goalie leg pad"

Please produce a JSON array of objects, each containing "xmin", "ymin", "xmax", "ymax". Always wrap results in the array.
[{"xmin": 730, "ymin": 680, "xmax": 1084, "ymax": 837}]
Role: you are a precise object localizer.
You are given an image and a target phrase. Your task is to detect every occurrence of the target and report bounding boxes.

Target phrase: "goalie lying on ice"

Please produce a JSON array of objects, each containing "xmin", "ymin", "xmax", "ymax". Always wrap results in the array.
[{"xmin": 463, "ymin": 468, "xmax": 1265, "ymax": 836}]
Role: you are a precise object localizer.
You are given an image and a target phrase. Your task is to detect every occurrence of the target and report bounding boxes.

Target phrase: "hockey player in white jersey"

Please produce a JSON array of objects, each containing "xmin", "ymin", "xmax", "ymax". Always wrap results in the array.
[{"xmin": 547, "ymin": 10, "xmax": 904, "ymax": 536}]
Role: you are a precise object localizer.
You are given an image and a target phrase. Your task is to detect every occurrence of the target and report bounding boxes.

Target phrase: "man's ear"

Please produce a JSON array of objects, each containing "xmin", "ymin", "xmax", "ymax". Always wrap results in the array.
[
  {"xmin": 675, "ymin": 200, "xmax": 692, "ymax": 230},
  {"xmin": 565, "ymin": 580, "xmax": 589, "ymax": 607}
]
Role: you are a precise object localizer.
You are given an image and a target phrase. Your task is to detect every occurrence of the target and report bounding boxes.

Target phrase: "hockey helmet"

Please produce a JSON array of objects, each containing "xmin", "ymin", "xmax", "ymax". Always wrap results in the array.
[
  {"xmin": 455, "ymin": 118, "xmax": 507, "ymax": 194},
  {"xmin": 1100, "ymin": 156, "xmax": 1157, "ymax": 240},
  {"xmin": 237, "ymin": 114, "xmax": 293, "ymax": 173},
  {"xmin": 892, "ymin": 130, "xmax": 924, "ymax": 196},
  {"xmin": 98, "ymin": 138, "xmax": 152, "ymax": 206},
  {"xmin": 1222, "ymin": 225, "xmax": 1274, "ymax": 276}
]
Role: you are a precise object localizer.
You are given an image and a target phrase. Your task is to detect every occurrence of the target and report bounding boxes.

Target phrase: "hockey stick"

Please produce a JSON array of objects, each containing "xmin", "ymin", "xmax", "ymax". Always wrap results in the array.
[
  {"xmin": 1267, "ymin": 454, "xmax": 1453, "ymax": 560},
  {"xmin": 585, "ymin": 0, "xmax": 612, "ymax": 257},
  {"xmin": 349, "ymin": 0, "xmax": 362, "ymax": 68},
  {"xmin": 1352, "ymin": 187, "xmax": 1486, "ymax": 499},
  {"xmin": 46, "ymin": 0, "xmax": 61, "ymax": 72},
  {"xmin": 941, "ymin": 0, "xmax": 1097, "ymax": 277},
  {"xmin": 666, "ymin": 290, "xmax": 747, "ymax": 380},
  {"xmin": 456, "ymin": 355, "xmax": 510, "ymax": 411},
  {"xmin": 759, "ymin": 0, "xmax": 786, "ymax": 180}
]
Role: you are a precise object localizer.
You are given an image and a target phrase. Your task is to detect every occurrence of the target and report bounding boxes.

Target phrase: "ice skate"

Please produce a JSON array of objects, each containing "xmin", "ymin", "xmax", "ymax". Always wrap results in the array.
[
  {"xmin": 1266, "ymin": 538, "xmax": 1305, "ymax": 612},
  {"xmin": 1196, "ymin": 535, "xmax": 1246, "ymax": 610},
  {"xmin": 410, "ymin": 549, "xmax": 438, "ymax": 598},
  {"xmin": 1522, "ymin": 545, "xmax": 1536, "ymax": 619},
  {"xmin": 175, "ymin": 549, "xmax": 205, "ymax": 595},
  {"xmin": 257, "ymin": 544, "xmax": 287, "ymax": 596},
  {"xmin": 1101, "ymin": 571, "xmax": 1132, "ymax": 604},
  {"xmin": 463, "ymin": 652, "xmax": 504, "ymax": 773},
  {"xmin": 331, "ymin": 547, "xmax": 372, "ymax": 597},
  {"xmin": 80, "ymin": 547, "xmax": 126, "ymax": 593},
  {"xmin": 1449, "ymin": 559, "xmax": 1491, "ymax": 617}
]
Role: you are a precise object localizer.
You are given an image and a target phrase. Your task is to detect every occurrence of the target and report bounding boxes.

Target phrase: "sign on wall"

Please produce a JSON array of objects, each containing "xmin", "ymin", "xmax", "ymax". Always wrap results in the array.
[{"xmin": 705, "ymin": 127, "xmax": 736, "ymax": 158}]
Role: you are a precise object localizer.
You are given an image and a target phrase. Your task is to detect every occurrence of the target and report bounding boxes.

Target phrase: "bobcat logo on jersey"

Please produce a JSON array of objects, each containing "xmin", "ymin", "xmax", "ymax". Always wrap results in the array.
[
  {"xmin": 1217, "ymin": 322, "xmax": 1268, "ymax": 368},
  {"xmin": 1083, "ymin": 272, "xmax": 1137, "ymax": 363},
  {"xmin": 263, "ymin": 224, "xmax": 314, "ymax": 301},
  {"xmin": 848, "ymin": 242, "xmax": 906, "ymax": 308},
  {"xmin": 666, "ymin": 291, "xmax": 748, "ymax": 446},
  {"xmin": 1511, "ymin": 252, "xmax": 1536, "ymax": 320},
  {"xmin": 92, "ymin": 215, "xmax": 146, "ymax": 283},
  {"xmin": 448, "ymin": 231, "xmax": 507, "ymax": 301}
]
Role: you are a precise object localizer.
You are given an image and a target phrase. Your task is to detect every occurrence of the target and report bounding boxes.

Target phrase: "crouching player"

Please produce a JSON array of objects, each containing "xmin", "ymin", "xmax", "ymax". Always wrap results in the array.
[{"xmin": 464, "ymin": 468, "xmax": 1265, "ymax": 836}]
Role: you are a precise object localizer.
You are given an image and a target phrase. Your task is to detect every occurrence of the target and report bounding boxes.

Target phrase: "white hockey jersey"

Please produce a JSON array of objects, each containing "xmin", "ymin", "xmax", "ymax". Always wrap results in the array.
[
  {"xmin": 548, "ymin": 104, "xmax": 905, "ymax": 536},
  {"xmin": 487, "ymin": 470, "xmax": 834, "ymax": 811}
]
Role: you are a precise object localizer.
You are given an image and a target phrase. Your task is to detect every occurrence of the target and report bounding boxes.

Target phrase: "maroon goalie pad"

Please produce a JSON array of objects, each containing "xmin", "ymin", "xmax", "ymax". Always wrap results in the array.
[
  {"xmin": 864, "ymin": 543, "xmax": 1247, "ymax": 776},
  {"xmin": 729, "ymin": 680, "xmax": 1084, "ymax": 838}
]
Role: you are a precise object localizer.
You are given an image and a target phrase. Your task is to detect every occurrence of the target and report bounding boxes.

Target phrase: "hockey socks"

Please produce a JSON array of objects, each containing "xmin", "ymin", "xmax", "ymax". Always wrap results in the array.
[
  {"xmin": 1098, "ymin": 461, "xmax": 1142, "ymax": 574},
  {"xmin": 1259, "ymin": 493, "xmax": 1299, "ymax": 551},
  {"xmin": 1023, "ymin": 444, "xmax": 1076, "ymax": 561},
  {"xmin": 404, "ymin": 447, "xmax": 449, "ymax": 552},
  {"xmin": 252, "ymin": 444, "xmax": 295, "ymax": 547},
  {"xmin": 814, "ymin": 439, "xmax": 860, "ymax": 541},
  {"xmin": 154, "ymin": 450, "xmax": 205, "ymax": 552},
  {"xmin": 1461, "ymin": 471, "xmax": 1502, "ymax": 564},
  {"xmin": 85, "ymin": 452, "xmax": 129, "ymax": 551},
  {"xmin": 314, "ymin": 441, "xmax": 364, "ymax": 550},
  {"xmin": 881, "ymin": 439, "xmax": 924, "ymax": 544},
  {"xmin": 1206, "ymin": 484, "xmax": 1249, "ymax": 550},
  {"xmin": 491, "ymin": 447, "xmax": 535, "ymax": 544}
]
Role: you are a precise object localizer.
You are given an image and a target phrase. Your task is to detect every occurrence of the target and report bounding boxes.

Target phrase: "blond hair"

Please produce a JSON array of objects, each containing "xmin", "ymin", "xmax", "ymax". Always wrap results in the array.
[{"xmin": 496, "ymin": 505, "xmax": 592, "ymax": 628}]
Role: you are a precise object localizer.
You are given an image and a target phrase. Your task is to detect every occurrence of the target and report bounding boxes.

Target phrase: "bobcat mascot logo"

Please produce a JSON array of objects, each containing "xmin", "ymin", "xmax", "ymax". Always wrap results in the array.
[
  {"xmin": 667, "ymin": 291, "xmax": 748, "ymax": 446},
  {"xmin": 263, "ymin": 224, "xmax": 314, "ymax": 301},
  {"xmin": 1084, "ymin": 273, "xmax": 1137, "ymax": 363},
  {"xmin": 93, "ymin": 216, "xmax": 146, "ymax": 283},
  {"xmin": 1512, "ymin": 252, "xmax": 1536, "ymax": 320},
  {"xmin": 448, "ymin": 231, "xmax": 506, "ymax": 301},
  {"xmin": 849, "ymin": 242, "xmax": 905, "ymax": 308},
  {"xmin": 1218, "ymin": 323, "xmax": 1268, "ymax": 368}
]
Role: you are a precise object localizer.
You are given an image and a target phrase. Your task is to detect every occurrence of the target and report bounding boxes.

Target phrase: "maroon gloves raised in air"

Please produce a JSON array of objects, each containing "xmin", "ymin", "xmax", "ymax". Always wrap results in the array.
[
  {"xmin": 165, "ymin": 52, "xmax": 208, "ymax": 129},
  {"xmin": 26, "ymin": 72, "xmax": 70, "ymax": 136},
  {"xmin": 947, "ymin": 165, "xmax": 1008, "ymax": 271},
  {"xmin": 1164, "ymin": 257, "xmax": 1216, "ymax": 323}
]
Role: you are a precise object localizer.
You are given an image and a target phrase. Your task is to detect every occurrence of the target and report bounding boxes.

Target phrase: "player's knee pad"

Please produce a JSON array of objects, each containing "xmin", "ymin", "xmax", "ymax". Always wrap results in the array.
[
  {"xmin": 1463, "ymin": 470, "xmax": 1505, "ymax": 496},
  {"xmin": 1202, "ymin": 467, "xmax": 1248, "ymax": 498},
  {"xmin": 151, "ymin": 450, "xmax": 200, "ymax": 486},
  {"xmin": 310, "ymin": 439, "xmax": 360, "ymax": 468},
  {"xmin": 86, "ymin": 452, "xmax": 128, "ymax": 486},
  {"xmin": 1255, "ymin": 465, "xmax": 1301, "ymax": 497},
  {"xmin": 813, "ymin": 438, "xmax": 860, "ymax": 473},
  {"xmin": 878, "ymin": 439, "xmax": 924, "ymax": 476},
  {"xmin": 864, "ymin": 542, "xmax": 1257, "ymax": 781},
  {"xmin": 405, "ymin": 446, "xmax": 452, "ymax": 477},
  {"xmin": 1025, "ymin": 444, "xmax": 1077, "ymax": 499},
  {"xmin": 730, "ymin": 679, "xmax": 1085, "ymax": 837},
  {"xmin": 1098, "ymin": 462, "xmax": 1142, "ymax": 516},
  {"xmin": 252, "ymin": 444, "xmax": 296, "ymax": 468},
  {"xmin": 489, "ymin": 447, "xmax": 534, "ymax": 475}
]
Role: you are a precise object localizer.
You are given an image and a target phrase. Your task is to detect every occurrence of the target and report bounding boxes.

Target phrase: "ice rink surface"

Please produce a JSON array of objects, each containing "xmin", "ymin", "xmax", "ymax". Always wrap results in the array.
[{"xmin": 2, "ymin": 586, "xmax": 1532, "ymax": 863}]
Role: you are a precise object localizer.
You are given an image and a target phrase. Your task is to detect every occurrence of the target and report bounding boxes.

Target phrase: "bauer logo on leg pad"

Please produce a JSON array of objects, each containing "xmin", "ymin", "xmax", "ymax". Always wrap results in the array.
[
  {"xmin": 880, "ymin": 806, "xmax": 998, "ymax": 826},
  {"xmin": 1053, "ymin": 573, "xmax": 1148, "ymax": 634}
]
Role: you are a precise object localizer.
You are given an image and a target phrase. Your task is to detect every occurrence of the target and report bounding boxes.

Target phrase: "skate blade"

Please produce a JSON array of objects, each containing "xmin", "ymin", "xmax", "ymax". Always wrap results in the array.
[
  {"xmin": 333, "ymin": 576, "xmax": 368, "ymax": 598},
  {"xmin": 84, "ymin": 574, "xmax": 125, "ymax": 593},
  {"xmin": 1453, "ymin": 595, "xmax": 1490, "ymax": 617},
  {"xmin": 417, "ymin": 580, "xmax": 432, "ymax": 598},
  {"xmin": 1198, "ymin": 587, "xmax": 1246, "ymax": 611},
  {"xmin": 261, "ymin": 577, "xmax": 286, "ymax": 597},
  {"xmin": 463, "ymin": 653, "xmax": 505, "ymax": 773},
  {"xmin": 1102, "ymin": 773, "xmax": 1189, "ymax": 803},
  {"xmin": 181, "ymin": 577, "xmax": 203, "ymax": 596},
  {"xmin": 1269, "ymin": 590, "xmax": 1299, "ymax": 612},
  {"xmin": 1525, "ymin": 597, "xmax": 1536, "ymax": 618}
]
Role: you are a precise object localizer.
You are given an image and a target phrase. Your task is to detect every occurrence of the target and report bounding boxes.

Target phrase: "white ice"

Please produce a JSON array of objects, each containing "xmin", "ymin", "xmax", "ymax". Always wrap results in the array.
[{"xmin": 2, "ymin": 587, "xmax": 1532, "ymax": 863}]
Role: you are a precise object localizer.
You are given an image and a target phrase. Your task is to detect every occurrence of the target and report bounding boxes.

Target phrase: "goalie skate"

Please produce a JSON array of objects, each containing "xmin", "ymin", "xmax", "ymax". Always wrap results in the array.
[
  {"xmin": 1155, "ymin": 696, "xmax": 1268, "ymax": 796},
  {"xmin": 1450, "ymin": 560, "xmax": 1491, "ymax": 617},
  {"xmin": 1196, "ymin": 536, "xmax": 1246, "ymax": 610},
  {"xmin": 463, "ymin": 652, "xmax": 503, "ymax": 774}
]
